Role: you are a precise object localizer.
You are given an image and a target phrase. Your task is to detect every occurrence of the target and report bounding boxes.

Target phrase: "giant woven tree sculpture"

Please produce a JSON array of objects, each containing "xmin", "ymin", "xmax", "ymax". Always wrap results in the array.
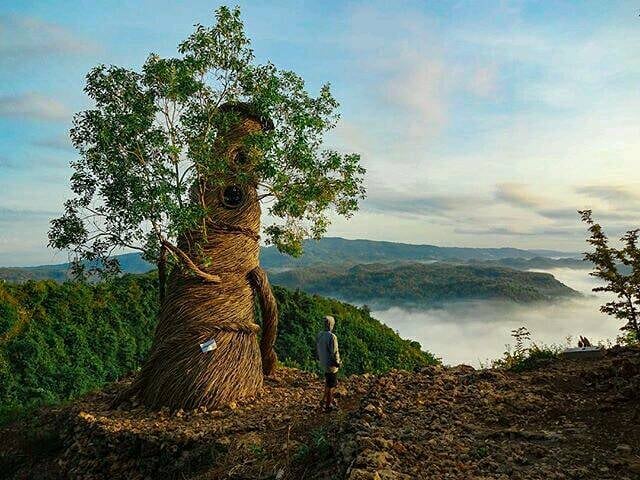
[{"xmin": 49, "ymin": 7, "xmax": 365, "ymax": 410}]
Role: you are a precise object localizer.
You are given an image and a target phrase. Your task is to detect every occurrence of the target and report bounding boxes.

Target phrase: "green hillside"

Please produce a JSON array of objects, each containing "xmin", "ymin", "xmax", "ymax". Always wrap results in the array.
[
  {"xmin": 0, "ymin": 274, "xmax": 435, "ymax": 422},
  {"xmin": 270, "ymin": 262, "xmax": 580, "ymax": 307}
]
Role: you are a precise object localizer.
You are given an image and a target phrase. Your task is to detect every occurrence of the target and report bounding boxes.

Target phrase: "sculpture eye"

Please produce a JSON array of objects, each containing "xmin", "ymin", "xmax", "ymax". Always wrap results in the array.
[
  {"xmin": 234, "ymin": 151, "xmax": 249, "ymax": 165},
  {"xmin": 221, "ymin": 185, "xmax": 244, "ymax": 209}
]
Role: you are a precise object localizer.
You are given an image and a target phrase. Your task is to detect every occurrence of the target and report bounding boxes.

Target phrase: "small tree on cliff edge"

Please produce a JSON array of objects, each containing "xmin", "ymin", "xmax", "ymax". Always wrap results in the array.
[
  {"xmin": 48, "ymin": 7, "xmax": 365, "ymax": 410},
  {"xmin": 579, "ymin": 210, "xmax": 640, "ymax": 342}
]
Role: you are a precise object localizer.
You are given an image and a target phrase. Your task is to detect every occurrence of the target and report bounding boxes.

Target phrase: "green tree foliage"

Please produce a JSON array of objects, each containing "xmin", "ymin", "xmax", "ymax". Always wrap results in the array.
[
  {"xmin": 48, "ymin": 6, "xmax": 365, "ymax": 288},
  {"xmin": 580, "ymin": 210, "xmax": 640, "ymax": 340},
  {"xmin": 491, "ymin": 327, "xmax": 562, "ymax": 372},
  {"xmin": 0, "ymin": 275, "xmax": 435, "ymax": 422}
]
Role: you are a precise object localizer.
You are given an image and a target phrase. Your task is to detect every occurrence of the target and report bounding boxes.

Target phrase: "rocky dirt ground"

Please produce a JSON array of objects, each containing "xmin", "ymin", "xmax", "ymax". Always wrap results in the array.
[{"xmin": 2, "ymin": 346, "xmax": 639, "ymax": 480}]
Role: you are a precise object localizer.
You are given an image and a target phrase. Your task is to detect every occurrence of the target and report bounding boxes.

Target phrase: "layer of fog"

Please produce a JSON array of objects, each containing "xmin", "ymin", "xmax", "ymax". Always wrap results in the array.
[{"xmin": 372, "ymin": 268, "xmax": 620, "ymax": 367}]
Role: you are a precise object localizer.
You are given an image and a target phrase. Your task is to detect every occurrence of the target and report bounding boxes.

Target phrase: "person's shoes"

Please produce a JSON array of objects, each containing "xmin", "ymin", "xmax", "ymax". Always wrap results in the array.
[{"xmin": 324, "ymin": 403, "xmax": 338, "ymax": 413}]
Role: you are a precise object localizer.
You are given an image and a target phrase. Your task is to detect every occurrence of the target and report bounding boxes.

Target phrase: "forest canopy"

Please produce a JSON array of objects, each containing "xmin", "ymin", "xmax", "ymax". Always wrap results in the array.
[{"xmin": 0, "ymin": 274, "xmax": 435, "ymax": 422}]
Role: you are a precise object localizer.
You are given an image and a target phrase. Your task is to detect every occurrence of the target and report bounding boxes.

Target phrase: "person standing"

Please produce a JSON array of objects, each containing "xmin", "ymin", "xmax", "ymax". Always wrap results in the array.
[{"xmin": 316, "ymin": 315, "xmax": 341, "ymax": 412}]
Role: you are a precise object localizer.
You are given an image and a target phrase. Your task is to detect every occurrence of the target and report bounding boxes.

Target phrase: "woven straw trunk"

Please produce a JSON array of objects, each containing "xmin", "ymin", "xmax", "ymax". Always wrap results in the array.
[{"xmin": 135, "ymin": 116, "xmax": 276, "ymax": 410}]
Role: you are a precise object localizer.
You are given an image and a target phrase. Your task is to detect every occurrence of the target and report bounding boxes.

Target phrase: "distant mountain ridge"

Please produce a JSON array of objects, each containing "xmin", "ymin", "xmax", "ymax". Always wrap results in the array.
[
  {"xmin": 0, "ymin": 237, "xmax": 580, "ymax": 283},
  {"xmin": 261, "ymin": 237, "xmax": 579, "ymax": 270},
  {"xmin": 467, "ymin": 256, "xmax": 589, "ymax": 270},
  {"xmin": 0, "ymin": 253, "xmax": 152, "ymax": 283}
]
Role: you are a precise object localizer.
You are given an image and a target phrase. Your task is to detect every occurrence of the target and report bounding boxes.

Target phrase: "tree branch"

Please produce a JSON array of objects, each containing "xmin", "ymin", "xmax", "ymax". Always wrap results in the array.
[
  {"xmin": 179, "ymin": 163, "xmax": 196, "ymax": 185},
  {"xmin": 161, "ymin": 239, "xmax": 221, "ymax": 283}
]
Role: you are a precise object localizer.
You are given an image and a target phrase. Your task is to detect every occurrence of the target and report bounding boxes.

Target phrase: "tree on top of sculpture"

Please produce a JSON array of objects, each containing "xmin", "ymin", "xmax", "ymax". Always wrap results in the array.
[
  {"xmin": 48, "ymin": 6, "xmax": 366, "ymax": 410},
  {"xmin": 49, "ymin": 5, "xmax": 365, "ymax": 291}
]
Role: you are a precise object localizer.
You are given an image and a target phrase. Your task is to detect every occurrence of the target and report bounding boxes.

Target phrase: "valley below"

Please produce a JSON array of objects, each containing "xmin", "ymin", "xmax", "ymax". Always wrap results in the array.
[
  {"xmin": 1, "ymin": 237, "xmax": 615, "ymax": 367},
  {"xmin": 373, "ymin": 268, "xmax": 620, "ymax": 366}
]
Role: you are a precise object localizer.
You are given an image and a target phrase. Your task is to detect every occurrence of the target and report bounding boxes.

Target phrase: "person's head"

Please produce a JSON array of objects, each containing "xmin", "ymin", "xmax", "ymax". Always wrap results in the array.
[{"xmin": 323, "ymin": 315, "xmax": 335, "ymax": 332}]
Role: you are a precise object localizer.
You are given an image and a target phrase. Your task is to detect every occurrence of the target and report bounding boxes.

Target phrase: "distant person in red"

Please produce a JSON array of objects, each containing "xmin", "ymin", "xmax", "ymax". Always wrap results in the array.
[{"xmin": 316, "ymin": 315, "xmax": 341, "ymax": 412}]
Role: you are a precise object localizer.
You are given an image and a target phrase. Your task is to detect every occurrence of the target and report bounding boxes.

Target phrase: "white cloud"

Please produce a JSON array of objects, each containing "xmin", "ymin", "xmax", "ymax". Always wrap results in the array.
[
  {"xmin": 0, "ymin": 93, "xmax": 71, "ymax": 122},
  {"xmin": 346, "ymin": 4, "xmax": 500, "ymax": 142},
  {"xmin": 0, "ymin": 15, "xmax": 97, "ymax": 59},
  {"xmin": 385, "ymin": 57, "xmax": 449, "ymax": 136},
  {"xmin": 330, "ymin": 5, "xmax": 640, "ymax": 251},
  {"xmin": 364, "ymin": 184, "xmax": 490, "ymax": 218},
  {"xmin": 3, "ymin": 4, "xmax": 640, "ymax": 262},
  {"xmin": 576, "ymin": 185, "xmax": 640, "ymax": 208},
  {"xmin": 466, "ymin": 65, "xmax": 498, "ymax": 98},
  {"xmin": 374, "ymin": 267, "xmax": 620, "ymax": 366},
  {"xmin": 495, "ymin": 182, "xmax": 544, "ymax": 208},
  {"xmin": 0, "ymin": 206, "xmax": 59, "ymax": 220}
]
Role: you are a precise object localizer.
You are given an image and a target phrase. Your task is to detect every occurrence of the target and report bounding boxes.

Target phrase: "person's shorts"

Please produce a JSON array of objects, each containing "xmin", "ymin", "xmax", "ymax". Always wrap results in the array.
[{"xmin": 325, "ymin": 371, "xmax": 338, "ymax": 388}]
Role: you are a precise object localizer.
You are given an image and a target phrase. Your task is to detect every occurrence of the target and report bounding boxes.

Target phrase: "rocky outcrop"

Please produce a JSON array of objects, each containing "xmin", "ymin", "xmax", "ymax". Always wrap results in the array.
[
  {"xmin": 334, "ymin": 347, "xmax": 640, "ymax": 480},
  {"xmin": 3, "ymin": 347, "xmax": 639, "ymax": 480}
]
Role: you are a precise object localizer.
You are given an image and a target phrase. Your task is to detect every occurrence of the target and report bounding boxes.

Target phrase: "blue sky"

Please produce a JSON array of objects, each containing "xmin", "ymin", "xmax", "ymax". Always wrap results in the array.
[{"xmin": 1, "ymin": 1, "xmax": 640, "ymax": 266}]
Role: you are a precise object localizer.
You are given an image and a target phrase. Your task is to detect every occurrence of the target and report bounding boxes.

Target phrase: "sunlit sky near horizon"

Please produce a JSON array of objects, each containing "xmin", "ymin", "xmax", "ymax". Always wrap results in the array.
[{"xmin": 2, "ymin": 0, "xmax": 640, "ymax": 266}]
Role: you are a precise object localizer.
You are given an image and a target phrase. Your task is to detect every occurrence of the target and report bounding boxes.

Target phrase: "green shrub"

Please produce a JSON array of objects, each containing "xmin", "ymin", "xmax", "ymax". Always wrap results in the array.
[
  {"xmin": 492, "ymin": 327, "xmax": 561, "ymax": 372},
  {"xmin": 617, "ymin": 330, "xmax": 639, "ymax": 346}
]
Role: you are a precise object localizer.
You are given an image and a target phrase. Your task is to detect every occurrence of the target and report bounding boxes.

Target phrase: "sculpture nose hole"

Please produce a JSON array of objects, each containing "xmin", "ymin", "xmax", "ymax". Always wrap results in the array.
[
  {"xmin": 234, "ymin": 150, "xmax": 249, "ymax": 166},
  {"xmin": 221, "ymin": 184, "xmax": 245, "ymax": 209}
]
